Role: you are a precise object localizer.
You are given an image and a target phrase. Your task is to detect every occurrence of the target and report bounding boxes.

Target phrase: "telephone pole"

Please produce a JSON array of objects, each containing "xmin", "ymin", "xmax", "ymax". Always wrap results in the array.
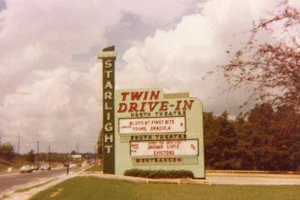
[
  {"xmin": 36, "ymin": 141, "xmax": 39, "ymax": 164},
  {"xmin": 17, "ymin": 133, "xmax": 20, "ymax": 154},
  {"xmin": 94, "ymin": 144, "xmax": 97, "ymax": 165},
  {"xmin": 48, "ymin": 144, "xmax": 51, "ymax": 166}
]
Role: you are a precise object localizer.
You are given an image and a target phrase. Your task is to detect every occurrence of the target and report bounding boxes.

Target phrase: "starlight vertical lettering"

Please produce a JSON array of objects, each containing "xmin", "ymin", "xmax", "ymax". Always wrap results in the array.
[{"xmin": 98, "ymin": 46, "xmax": 116, "ymax": 174}]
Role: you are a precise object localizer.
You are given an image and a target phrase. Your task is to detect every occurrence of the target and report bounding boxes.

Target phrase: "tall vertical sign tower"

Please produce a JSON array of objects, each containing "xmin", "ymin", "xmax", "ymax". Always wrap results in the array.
[{"xmin": 98, "ymin": 46, "xmax": 116, "ymax": 174}]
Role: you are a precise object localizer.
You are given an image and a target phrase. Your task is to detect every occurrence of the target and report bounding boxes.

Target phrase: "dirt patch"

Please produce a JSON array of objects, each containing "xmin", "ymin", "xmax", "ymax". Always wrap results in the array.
[{"xmin": 50, "ymin": 188, "xmax": 63, "ymax": 198}]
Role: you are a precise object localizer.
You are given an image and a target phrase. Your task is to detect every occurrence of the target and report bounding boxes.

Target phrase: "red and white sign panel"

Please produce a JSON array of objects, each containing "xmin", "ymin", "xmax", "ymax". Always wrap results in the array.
[
  {"xmin": 119, "ymin": 117, "xmax": 185, "ymax": 134},
  {"xmin": 130, "ymin": 140, "xmax": 198, "ymax": 157}
]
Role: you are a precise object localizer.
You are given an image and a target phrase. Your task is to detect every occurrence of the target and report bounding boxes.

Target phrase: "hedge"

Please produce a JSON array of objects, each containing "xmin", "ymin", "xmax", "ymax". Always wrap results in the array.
[{"xmin": 124, "ymin": 169, "xmax": 194, "ymax": 179}]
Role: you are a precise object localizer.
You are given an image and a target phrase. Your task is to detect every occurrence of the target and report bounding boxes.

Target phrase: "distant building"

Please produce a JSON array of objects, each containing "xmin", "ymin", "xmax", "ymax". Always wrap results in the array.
[{"xmin": 71, "ymin": 154, "xmax": 82, "ymax": 161}]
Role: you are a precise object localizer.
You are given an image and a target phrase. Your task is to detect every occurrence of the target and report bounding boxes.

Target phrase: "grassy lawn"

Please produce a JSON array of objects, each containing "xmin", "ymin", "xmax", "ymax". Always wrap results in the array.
[
  {"xmin": 30, "ymin": 177, "xmax": 300, "ymax": 200},
  {"xmin": 0, "ymin": 159, "xmax": 22, "ymax": 172},
  {"xmin": 84, "ymin": 165, "xmax": 102, "ymax": 172}
]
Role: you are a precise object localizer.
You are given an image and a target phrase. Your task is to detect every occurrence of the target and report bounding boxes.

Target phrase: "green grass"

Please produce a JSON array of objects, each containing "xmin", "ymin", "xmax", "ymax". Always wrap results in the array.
[
  {"xmin": 30, "ymin": 177, "xmax": 300, "ymax": 200},
  {"xmin": 84, "ymin": 165, "xmax": 102, "ymax": 172},
  {"xmin": 0, "ymin": 159, "xmax": 27, "ymax": 172}
]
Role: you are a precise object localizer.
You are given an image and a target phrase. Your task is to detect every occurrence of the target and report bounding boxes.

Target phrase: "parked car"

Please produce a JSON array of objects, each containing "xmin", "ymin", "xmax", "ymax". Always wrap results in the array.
[
  {"xmin": 30, "ymin": 165, "xmax": 39, "ymax": 170},
  {"xmin": 40, "ymin": 164, "xmax": 51, "ymax": 170},
  {"xmin": 20, "ymin": 165, "xmax": 33, "ymax": 173}
]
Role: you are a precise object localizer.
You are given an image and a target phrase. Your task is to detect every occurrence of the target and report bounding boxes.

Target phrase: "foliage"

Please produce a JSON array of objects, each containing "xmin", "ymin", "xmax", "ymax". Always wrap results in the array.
[
  {"xmin": 71, "ymin": 150, "xmax": 77, "ymax": 155},
  {"xmin": 25, "ymin": 149, "xmax": 35, "ymax": 163},
  {"xmin": 48, "ymin": 152, "xmax": 70, "ymax": 163},
  {"xmin": 0, "ymin": 142, "xmax": 15, "ymax": 161},
  {"xmin": 204, "ymin": 103, "xmax": 300, "ymax": 171},
  {"xmin": 97, "ymin": 128, "xmax": 103, "ymax": 159},
  {"xmin": 124, "ymin": 169, "xmax": 194, "ymax": 179},
  {"xmin": 33, "ymin": 152, "xmax": 70, "ymax": 163},
  {"xmin": 84, "ymin": 164, "xmax": 103, "ymax": 172},
  {"xmin": 220, "ymin": 0, "xmax": 300, "ymax": 112},
  {"xmin": 30, "ymin": 177, "xmax": 300, "ymax": 200},
  {"xmin": 212, "ymin": 1, "xmax": 300, "ymax": 171},
  {"xmin": 205, "ymin": 111, "xmax": 239, "ymax": 170}
]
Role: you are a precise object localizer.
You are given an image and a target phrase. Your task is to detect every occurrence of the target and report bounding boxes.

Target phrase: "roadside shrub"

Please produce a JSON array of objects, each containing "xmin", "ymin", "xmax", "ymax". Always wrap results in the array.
[{"xmin": 124, "ymin": 169, "xmax": 194, "ymax": 179}]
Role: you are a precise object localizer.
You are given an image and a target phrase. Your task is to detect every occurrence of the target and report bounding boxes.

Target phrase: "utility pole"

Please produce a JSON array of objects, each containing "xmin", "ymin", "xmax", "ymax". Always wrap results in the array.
[
  {"xmin": 36, "ymin": 141, "xmax": 39, "ymax": 164},
  {"xmin": 49, "ymin": 144, "xmax": 51, "ymax": 167},
  {"xmin": 17, "ymin": 133, "xmax": 20, "ymax": 154},
  {"xmin": 95, "ymin": 144, "xmax": 97, "ymax": 165}
]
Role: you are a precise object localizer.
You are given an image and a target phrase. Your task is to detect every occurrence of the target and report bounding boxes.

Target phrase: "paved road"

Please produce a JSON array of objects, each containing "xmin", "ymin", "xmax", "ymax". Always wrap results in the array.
[
  {"xmin": 0, "ymin": 166, "xmax": 80, "ymax": 195},
  {"xmin": 206, "ymin": 173, "xmax": 300, "ymax": 185}
]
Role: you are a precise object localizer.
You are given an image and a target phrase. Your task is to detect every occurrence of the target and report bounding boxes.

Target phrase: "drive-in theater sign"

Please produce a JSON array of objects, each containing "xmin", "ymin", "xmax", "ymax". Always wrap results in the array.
[{"xmin": 98, "ymin": 46, "xmax": 205, "ymax": 178}]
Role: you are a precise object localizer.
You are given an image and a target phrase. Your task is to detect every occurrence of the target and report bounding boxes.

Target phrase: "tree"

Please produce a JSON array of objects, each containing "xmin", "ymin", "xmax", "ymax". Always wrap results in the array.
[
  {"xmin": 271, "ymin": 105, "xmax": 300, "ymax": 170},
  {"xmin": 97, "ymin": 129, "xmax": 103, "ymax": 160},
  {"xmin": 239, "ymin": 103, "xmax": 300, "ymax": 170},
  {"xmin": 26, "ymin": 150, "xmax": 35, "ymax": 163},
  {"xmin": 71, "ymin": 150, "xmax": 77, "ymax": 155},
  {"xmin": 220, "ymin": 0, "xmax": 299, "ymax": 112},
  {"xmin": 0, "ymin": 142, "xmax": 15, "ymax": 161},
  {"xmin": 203, "ymin": 106, "xmax": 299, "ymax": 171},
  {"xmin": 204, "ymin": 111, "xmax": 239, "ymax": 169}
]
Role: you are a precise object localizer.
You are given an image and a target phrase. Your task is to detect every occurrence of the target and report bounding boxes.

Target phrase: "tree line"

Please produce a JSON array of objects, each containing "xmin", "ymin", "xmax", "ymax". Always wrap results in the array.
[
  {"xmin": 204, "ymin": 103, "xmax": 299, "ymax": 171},
  {"xmin": 0, "ymin": 143, "xmax": 94, "ymax": 164}
]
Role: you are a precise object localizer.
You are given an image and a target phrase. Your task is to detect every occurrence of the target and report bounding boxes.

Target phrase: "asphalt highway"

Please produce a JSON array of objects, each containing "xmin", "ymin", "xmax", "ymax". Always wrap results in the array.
[{"xmin": 0, "ymin": 166, "xmax": 80, "ymax": 195}]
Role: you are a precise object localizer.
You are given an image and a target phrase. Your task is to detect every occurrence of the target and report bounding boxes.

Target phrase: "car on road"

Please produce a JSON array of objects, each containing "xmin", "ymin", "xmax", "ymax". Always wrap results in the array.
[
  {"xmin": 20, "ymin": 165, "xmax": 33, "ymax": 173},
  {"xmin": 30, "ymin": 165, "xmax": 39, "ymax": 170},
  {"xmin": 40, "ymin": 164, "xmax": 51, "ymax": 170}
]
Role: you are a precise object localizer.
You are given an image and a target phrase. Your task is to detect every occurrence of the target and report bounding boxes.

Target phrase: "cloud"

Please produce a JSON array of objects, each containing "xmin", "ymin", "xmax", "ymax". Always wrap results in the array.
[
  {"xmin": 1, "ymin": 64, "xmax": 102, "ymax": 152},
  {"xmin": 117, "ymin": 0, "xmax": 297, "ymax": 117},
  {"xmin": 0, "ymin": 0, "xmax": 6, "ymax": 10},
  {"xmin": 0, "ymin": 0, "xmax": 199, "ymax": 153},
  {"xmin": 0, "ymin": 0, "xmax": 124, "ymax": 101},
  {"xmin": 112, "ymin": 0, "xmax": 198, "ymax": 22},
  {"xmin": 1, "ymin": 0, "xmax": 298, "ymax": 153}
]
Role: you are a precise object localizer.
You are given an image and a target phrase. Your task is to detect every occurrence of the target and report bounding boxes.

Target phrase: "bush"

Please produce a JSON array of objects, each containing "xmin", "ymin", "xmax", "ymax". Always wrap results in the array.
[
  {"xmin": 0, "ymin": 142, "xmax": 15, "ymax": 161},
  {"xmin": 124, "ymin": 169, "xmax": 194, "ymax": 179}
]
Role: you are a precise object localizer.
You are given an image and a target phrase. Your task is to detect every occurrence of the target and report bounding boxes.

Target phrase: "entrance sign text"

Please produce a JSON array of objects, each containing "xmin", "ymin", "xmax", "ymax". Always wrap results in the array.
[
  {"xmin": 119, "ymin": 117, "xmax": 185, "ymax": 134},
  {"xmin": 130, "ymin": 140, "xmax": 198, "ymax": 157},
  {"xmin": 115, "ymin": 88, "xmax": 205, "ymax": 178}
]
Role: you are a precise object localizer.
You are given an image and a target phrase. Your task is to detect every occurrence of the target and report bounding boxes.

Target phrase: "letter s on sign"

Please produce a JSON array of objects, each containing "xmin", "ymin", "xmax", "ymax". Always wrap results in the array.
[{"xmin": 104, "ymin": 60, "xmax": 112, "ymax": 68}]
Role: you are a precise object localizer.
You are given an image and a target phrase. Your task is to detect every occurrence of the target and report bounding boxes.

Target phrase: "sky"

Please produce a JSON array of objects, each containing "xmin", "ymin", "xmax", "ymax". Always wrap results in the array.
[{"xmin": 0, "ymin": 0, "xmax": 299, "ymax": 154}]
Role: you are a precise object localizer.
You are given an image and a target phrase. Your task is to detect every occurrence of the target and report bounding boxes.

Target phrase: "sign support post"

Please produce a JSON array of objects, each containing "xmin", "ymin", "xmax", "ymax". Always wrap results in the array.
[{"xmin": 98, "ymin": 46, "xmax": 116, "ymax": 174}]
